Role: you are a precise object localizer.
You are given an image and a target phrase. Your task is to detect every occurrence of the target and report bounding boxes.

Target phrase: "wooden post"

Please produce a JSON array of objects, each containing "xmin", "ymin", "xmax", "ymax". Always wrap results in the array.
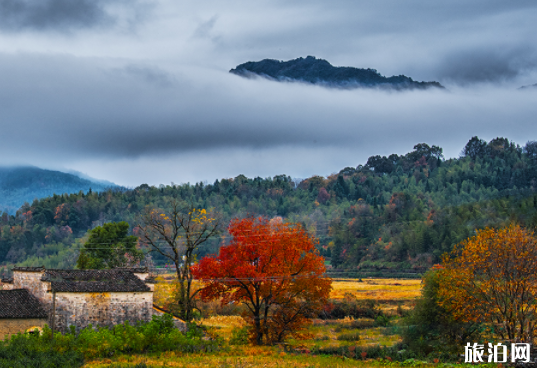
[{"xmin": 51, "ymin": 289, "xmax": 56, "ymax": 340}]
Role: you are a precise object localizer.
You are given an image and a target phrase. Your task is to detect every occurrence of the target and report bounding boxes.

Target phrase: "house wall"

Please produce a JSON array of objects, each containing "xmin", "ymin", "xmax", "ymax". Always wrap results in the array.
[
  {"xmin": 13, "ymin": 270, "xmax": 51, "ymax": 304},
  {"xmin": 0, "ymin": 283, "xmax": 13, "ymax": 290},
  {"xmin": 52, "ymin": 291, "xmax": 153, "ymax": 332},
  {"xmin": 132, "ymin": 272, "xmax": 149, "ymax": 281},
  {"xmin": 0, "ymin": 319, "xmax": 47, "ymax": 340}
]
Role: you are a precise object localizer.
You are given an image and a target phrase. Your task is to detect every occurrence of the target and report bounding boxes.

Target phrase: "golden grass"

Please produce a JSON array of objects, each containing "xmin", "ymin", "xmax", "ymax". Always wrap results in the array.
[
  {"xmin": 330, "ymin": 278, "xmax": 421, "ymax": 301},
  {"xmin": 84, "ymin": 278, "xmax": 427, "ymax": 367},
  {"xmin": 155, "ymin": 277, "xmax": 421, "ymax": 306}
]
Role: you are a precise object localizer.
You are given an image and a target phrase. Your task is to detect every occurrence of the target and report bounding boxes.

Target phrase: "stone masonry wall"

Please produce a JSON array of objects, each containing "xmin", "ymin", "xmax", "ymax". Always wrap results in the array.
[
  {"xmin": 0, "ymin": 282, "xmax": 13, "ymax": 290},
  {"xmin": 51, "ymin": 292, "xmax": 153, "ymax": 333},
  {"xmin": 0, "ymin": 319, "xmax": 47, "ymax": 340},
  {"xmin": 13, "ymin": 271, "xmax": 51, "ymax": 304}
]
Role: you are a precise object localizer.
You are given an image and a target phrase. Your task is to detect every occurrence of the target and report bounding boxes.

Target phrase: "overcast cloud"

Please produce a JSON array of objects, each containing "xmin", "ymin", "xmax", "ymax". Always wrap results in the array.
[{"xmin": 0, "ymin": 0, "xmax": 536, "ymax": 186}]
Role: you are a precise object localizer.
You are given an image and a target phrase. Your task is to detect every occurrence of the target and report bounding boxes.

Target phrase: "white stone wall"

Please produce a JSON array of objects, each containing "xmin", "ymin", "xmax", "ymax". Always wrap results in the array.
[
  {"xmin": 51, "ymin": 291, "xmax": 153, "ymax": 332},
  {"xmin": 13, "ymin": 271, "xmax": 51, "ymax": 304},
  {"xmin": 0, "ymin": 282, "xmax": 13, "ymax": 290}
]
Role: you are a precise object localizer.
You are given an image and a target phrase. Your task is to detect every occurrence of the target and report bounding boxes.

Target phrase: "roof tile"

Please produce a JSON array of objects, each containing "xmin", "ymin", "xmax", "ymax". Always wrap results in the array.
[
  {"xmin": 0, "ymin": 289, "xmax": 48, "ymax": 319},
  {"xmin": 42, "ymin": 269, "xmax": 150, "ymax": 292}
]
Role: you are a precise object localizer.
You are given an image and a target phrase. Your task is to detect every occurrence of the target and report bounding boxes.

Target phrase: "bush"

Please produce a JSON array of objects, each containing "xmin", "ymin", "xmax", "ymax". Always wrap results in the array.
[
  {"xmin": 320, "ymin": 298, "xmax": 382, "ymax": 320},
  {"xmin": 229, "ymin": 326, "xmax": 249, "ymax": 345},
  {"xmin": 349, "ymin": 319, "xmax": 375, "ymax": 329},
  {"xmin": 337, "ymin": 332, "xmax": 360, "ymax": 341},
  {"xmin": 0, "ymin": 332, "xmax": 84, "ymax": 368},
  {"xmin": 402, "ymin": 269, "xmax": 481, "ymax": 357},
  {"xmin": 374, "ymin": 315, "xmax": 391, "ymax": 327},
  {"xmin": 64, "ymin": 315, "xmax": 218, "ymax": 358}
]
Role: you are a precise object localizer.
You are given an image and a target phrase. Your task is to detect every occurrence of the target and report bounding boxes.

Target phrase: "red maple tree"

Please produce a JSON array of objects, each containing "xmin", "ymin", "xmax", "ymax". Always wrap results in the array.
[{"xmin": 192, "ymin": 217, "xmax": 332, "ymax": 345}]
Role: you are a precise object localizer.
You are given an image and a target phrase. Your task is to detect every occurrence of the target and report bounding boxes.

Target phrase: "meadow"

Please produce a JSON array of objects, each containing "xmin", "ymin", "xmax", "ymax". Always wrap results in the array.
[{"xmin": 83, "ymin": 278, "xmax": 425, "ymax": 368}]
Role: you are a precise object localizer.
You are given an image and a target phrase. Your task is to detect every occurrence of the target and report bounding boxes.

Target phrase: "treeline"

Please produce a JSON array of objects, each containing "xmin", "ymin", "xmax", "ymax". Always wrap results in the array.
[{"xmin": 1, "ymin": 136, "xmax": 537, "ymax": 273}]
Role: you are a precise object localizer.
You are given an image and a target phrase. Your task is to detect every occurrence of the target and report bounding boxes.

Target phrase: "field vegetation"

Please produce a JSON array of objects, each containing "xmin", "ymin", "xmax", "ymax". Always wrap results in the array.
[{"xmin": 75, "ymin": 278, "xmax": 423, "ymax": 367}]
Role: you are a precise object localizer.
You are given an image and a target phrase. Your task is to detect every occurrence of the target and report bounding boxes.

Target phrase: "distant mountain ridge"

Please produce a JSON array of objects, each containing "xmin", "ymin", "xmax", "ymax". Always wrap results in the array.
[
  {"xmin": 230, "ymin": 56, "xmax": 444, "ymax": 90},
  {"xmin": 0, "ymin": 166, "xmax": 118, "ymax": 214}
]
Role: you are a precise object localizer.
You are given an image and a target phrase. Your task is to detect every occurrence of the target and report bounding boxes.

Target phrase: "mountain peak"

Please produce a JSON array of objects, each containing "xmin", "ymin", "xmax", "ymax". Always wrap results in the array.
[{"xmin": 230, "ymin": 56, "xmax": 444, "ymax": 90}]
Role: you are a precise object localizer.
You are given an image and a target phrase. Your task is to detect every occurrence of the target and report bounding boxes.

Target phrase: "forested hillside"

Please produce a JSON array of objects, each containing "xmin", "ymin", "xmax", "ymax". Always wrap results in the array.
[
  {"xmin": 1, "ymin": 136, "xmax": 537, "ymax": 275},
  {"xmin": 0, "ymin": 166, "xmax": 116, "ymax": 215}
]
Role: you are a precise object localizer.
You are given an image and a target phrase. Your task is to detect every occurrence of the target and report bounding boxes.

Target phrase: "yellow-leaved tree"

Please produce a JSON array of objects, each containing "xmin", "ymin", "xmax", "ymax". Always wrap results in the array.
[
  {"xmin": 136, "ymin": 199, "xmax": 221, "ymax": 321},
  {"xmin": 438, "ymin": 224, "xmax": 537, "ymax": 343}
]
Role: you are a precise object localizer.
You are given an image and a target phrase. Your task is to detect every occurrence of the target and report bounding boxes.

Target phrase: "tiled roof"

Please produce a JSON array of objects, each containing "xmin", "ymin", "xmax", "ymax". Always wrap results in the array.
[
  {"xmin": 144, "ymin": 276, "xmax": 157, "ymax": 284},
  {"xmin": 116, "ymin": 267, "xmax": 149, "ymax": 273},
  {"xmin": 1, "ymin": 277, "xmax": 13, "ymax": 284},
  {"xmin": 0, "ymin": 289, "xmax": 48, "ymax": 319},
  {"xmin": 41, "ymin": 269, "xmax": 151, "ymax": 293},
  {"xmin": 12, "ymin": 266, "xmax": 45, "ymax": 272}
]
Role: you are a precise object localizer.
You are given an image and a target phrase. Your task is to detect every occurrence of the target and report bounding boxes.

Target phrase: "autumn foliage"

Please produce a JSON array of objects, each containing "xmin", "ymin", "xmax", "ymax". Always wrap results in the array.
[
  {"xmin": 438, "ymin": 225, "xmax": 537, "ymax": 343},
  {"xmin": 192, "ymin": 217, "xmax": 332, "ymax": 345}
]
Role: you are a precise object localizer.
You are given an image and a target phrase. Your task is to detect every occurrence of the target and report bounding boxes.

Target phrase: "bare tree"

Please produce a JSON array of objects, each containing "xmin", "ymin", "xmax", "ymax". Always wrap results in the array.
[{"xmin": 137, "ymin": 199, "xmax": 220, "ymax": 321}]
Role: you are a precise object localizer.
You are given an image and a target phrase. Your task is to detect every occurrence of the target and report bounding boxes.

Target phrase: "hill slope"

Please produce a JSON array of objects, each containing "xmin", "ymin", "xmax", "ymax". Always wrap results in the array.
[
  {"xmin": 230, "ymin": 56, "xmax": 444, "ymax": 90},
  {"xmin": 0, "ymin": 166, "xmax": 117, "ymax": 214},
  {"xmin": 2, "ymin": 136, "xmax": 537, "ymax": 275}
]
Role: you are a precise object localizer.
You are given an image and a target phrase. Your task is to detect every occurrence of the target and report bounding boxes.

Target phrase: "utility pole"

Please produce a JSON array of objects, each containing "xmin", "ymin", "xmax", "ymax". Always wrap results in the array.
[{"xmin": 51, "ymin": 287, "xmax": 56, "ymax": 340}]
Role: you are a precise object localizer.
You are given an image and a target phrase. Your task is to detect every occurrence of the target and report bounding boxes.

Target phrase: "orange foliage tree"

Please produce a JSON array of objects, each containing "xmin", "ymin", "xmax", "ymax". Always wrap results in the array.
[
  {"xmin": 438, "ymin": 225, "xmax": 537, "ymax": 343},
  {"xmin": 191, "ymin": 217, "xmax": 332, "ymax": 345}
]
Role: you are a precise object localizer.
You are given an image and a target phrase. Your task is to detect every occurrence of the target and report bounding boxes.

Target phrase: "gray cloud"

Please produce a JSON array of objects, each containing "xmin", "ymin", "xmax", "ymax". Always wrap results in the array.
[
  {"xmin": 435, "ymin": 47, "xmax": 537, "ymax": 84},
  {"xmin": 0, "ymin": 0, "xmax": 537, "ymax": 185},
  {"xmin": 0, "ymin": 53, "xmax": 536, "ymax": 168},
  {"xmin": 192, "ymin": 16, "xmax": 218, "ymax": 39},
  {"xmin": 0, "ymin": 0, "xmax": 148, "ymax": 32}
]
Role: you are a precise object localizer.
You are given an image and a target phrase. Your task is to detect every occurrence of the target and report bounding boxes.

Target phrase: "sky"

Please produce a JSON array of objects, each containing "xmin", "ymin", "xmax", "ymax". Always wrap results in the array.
[{"xmin": 0, "ymin": 0, "xmax": 536, "ymax": 187}]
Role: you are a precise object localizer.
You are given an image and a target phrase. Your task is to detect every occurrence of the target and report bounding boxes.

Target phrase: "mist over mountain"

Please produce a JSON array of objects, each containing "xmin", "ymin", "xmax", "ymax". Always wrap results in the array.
[
  {"xmin": 230, "ymin": 56, "xmax": 444, "ymax": 90},
  {"xmin": 0, "ymin": 166, "xmax": 118, "ymax": 214},
  {"xmin": 519, "ymin": 83, "xmax": 537, "ymax": 90}
]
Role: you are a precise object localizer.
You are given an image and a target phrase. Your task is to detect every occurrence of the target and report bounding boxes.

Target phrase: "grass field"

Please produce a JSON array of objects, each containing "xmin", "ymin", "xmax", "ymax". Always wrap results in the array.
[
  {"xmin": 87, "ymin": 278, "xmax": 423, "ymax": 368},
  {"xmin": 85, "ymin": 348, "xmax": 437, "ymax": 368},
  {"xmin": 153, "ymin": 277, "xmax": 422, "ymax": 311},
  {"xmin": 329, "ymin": 279, "xmax": 421, "ymax": 301}
]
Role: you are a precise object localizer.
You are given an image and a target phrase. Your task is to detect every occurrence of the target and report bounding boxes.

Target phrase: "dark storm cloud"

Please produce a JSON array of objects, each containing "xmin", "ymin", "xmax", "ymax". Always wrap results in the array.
[
  {"xmin": 1, "ymin": 0, "xmax": 537, "ymax": 185},
  {"xmin": 0, "ymin": 0, "xmax": 146, "ymax": 31},
  {"xmin": 0, "ymin": 52, "xmax": 536, "ymax": 170},
  {"xmin": 435, "ymin": 47, "xmax": 537, "ymax": 84}
]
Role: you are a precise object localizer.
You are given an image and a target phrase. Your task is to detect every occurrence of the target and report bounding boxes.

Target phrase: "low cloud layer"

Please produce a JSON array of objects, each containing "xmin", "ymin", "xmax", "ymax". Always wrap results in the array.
[
  {"xmin": 0, "ymin": 52, "xmax": 536, "ymax": 185},
  {"xmin": 0, "ymin": 1, "xmax": 536, "ymax": 185}
]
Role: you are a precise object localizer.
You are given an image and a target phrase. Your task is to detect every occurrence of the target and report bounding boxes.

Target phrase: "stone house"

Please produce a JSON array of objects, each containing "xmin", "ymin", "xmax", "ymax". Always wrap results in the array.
[
  {"xmin": 0, "ymin": 288, "xmax": 48, "ymax": 340},
  {"xmin": 0, "ymin": 266, "xmax": 185, "ymax": 338}
]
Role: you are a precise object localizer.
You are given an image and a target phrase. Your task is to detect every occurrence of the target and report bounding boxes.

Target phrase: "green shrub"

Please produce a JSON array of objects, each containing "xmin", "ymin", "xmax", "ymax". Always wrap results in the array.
[
  {"xmin": 349, "ymin": 319, "xmax": 375, "ymax": 329},
  {"xmin": 0, "ymin": 332, "xmax": 84, "ymax": 368},
  {"xmin": 402, "ymin": 269, "xmax": 481, "ymax": 357},
  {"xmin": 337, "ymin": 332, "xmax": 360, "ymax": 341},
  {"xmin": 374, "ymin": 315, "xmax": 391, "ymax": 327},
  {"xmin": 229, "ymin": 327, "xmax": 249, "ymax": 345}
]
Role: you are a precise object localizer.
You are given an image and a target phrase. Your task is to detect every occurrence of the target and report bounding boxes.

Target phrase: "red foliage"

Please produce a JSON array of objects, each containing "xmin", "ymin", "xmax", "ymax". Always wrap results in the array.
[
  {"xmin": 317, "ymin": 188, "xmax": 330, "ymax": 204},
  {"xmin": 192, "ymin": 217, "xmax": 332, "ymax": 345}
]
